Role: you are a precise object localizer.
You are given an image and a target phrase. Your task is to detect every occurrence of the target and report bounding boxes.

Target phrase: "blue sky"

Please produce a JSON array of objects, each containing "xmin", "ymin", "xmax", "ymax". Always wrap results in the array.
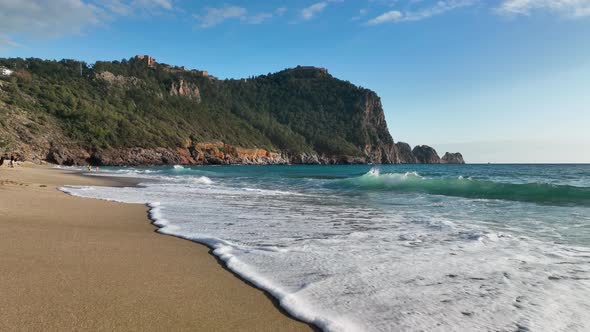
[{"xmin": 1, "ymin": 0, "xmax": 589, "ymax": 162}]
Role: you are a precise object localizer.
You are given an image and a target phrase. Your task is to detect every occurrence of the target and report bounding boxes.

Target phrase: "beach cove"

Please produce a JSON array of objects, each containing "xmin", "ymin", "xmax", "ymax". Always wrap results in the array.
[
  {"xmin": 0, "ymin": 164, "xmax": 311, "ymax": 331},
  {"xmin": 59, "ymin": 164, "xmax": 590, "ymax": 331}
]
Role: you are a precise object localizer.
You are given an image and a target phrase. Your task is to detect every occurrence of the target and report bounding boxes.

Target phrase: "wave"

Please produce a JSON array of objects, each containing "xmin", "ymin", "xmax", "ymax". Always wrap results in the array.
[
  {"xmin": 192, "ymin": 176, "xmax": 213, "ymax": 185},
  {"xmin": 338, "ymin": 169, "xmax": 590, "ymax": 206},
  {"xmin": 60, "ymin": 166, "xmax": 590, "ymax": 331}
]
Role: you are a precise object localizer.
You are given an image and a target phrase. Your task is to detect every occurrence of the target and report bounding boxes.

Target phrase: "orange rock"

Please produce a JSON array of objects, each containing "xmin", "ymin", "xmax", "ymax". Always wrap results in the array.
[{"xmin": 176, "ymin": 148, "xmax": 194, "ymax": 164}]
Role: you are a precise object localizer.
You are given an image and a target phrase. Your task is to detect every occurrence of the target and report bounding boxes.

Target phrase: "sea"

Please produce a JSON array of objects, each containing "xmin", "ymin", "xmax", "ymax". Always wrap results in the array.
[{"xmin": 61, "ymin": 164, "xmax": 590, "ymax": 331}]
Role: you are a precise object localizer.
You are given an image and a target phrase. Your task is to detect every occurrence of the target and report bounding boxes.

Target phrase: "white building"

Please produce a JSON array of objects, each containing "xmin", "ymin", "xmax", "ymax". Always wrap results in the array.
[{"xmin": 0, "ymin": 67, "xmax": 13, "ymax": 76}]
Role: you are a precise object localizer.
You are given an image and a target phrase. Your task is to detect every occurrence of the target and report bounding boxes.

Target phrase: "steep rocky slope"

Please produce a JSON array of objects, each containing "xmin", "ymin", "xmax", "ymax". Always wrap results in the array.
[{"xmin": 0, "ymin": 57, "xmax": 463, "ymax": 165}]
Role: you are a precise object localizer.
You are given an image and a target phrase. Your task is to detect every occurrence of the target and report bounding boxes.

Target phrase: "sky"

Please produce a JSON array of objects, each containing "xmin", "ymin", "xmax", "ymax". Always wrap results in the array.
[{"xmin": 1, "ymin": 0, "xmax": 589, "ymax": 163}]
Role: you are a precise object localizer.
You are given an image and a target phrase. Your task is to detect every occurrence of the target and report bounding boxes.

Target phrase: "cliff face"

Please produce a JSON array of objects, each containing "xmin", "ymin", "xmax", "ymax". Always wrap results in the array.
[
  {"xmin": 42, "ymin": 143, "xmax": 465, "ymax": 166},
  {"xmin": 45, "ymin": 143, "xmax": 378, "ymax": 166},
  {"xmin": 169, "ymin": 79, "xmax": 201, "ymax": 103},
  {"xmin": 86, "ymin": 143, "xmax": 289, "ymax": 166},
  {"xmin": 0, "ymin": 57, "xmax": 464, "ymax": 166},
  {"xmin": 359, "ymin": 91, "xmax": 399, "ymax": 164}
]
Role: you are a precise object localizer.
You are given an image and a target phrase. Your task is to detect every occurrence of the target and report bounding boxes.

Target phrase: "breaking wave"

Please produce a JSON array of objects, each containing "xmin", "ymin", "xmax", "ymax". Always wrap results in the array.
[{"xmin": 338, "ymin": 169, "xmax": 590, "ymax": 206}]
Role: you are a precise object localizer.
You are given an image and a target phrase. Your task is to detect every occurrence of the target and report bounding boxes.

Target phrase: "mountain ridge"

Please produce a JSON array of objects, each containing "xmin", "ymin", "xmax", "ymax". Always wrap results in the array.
[{"xmin": 0, "ymin": 56, "xmax": 464, "ymax": 165}]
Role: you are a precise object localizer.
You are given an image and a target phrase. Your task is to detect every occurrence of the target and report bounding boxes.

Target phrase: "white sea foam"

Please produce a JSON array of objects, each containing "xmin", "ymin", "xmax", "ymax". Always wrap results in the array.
[
  {"xmin": 192, "ymin": 176, "xmax": 213, "ymax": 185},
  {"xmin": 61, "ymin": 168, "xmax": 590, "ymax": 332}
]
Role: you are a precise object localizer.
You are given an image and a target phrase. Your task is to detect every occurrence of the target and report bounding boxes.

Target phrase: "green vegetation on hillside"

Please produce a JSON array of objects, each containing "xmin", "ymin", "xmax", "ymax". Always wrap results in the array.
[{"xmin": 0, "ymin": 57, "xmax": 392, "ymax": 157}]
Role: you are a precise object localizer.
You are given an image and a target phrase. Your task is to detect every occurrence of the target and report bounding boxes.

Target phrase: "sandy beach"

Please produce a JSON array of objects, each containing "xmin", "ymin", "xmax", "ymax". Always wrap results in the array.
[{"xmin": 0, "ymin": 164, "xmax": 311, "ymax": 331}]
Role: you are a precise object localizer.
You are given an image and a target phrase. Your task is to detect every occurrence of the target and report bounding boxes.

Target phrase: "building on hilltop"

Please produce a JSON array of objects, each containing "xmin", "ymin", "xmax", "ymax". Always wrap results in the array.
[
  {"xmin": 134, "ymin": 55, "xmax": 156, "ymax": 67},
  {"xmin": 295, "ymin": 65, "xmax": 329, "ymax": 75},
  {"xmin": 189, "ymin": 69, "xmax": 209, "ymax": 77},
  {"xmin": 0, "ymin": 67, "xmax": 13, "ymax": 76},
  {"xmin": 132, "ymin": 55, "xmax": 213, "ymax": 78}
]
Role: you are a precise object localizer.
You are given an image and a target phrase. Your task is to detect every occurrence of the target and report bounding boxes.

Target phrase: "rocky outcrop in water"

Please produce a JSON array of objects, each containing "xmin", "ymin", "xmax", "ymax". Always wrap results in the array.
[
  {"xmin": 412, "ymin": 145, "xmax": 441, "ymax": 164},
  {"xmin": 395, "ymin": 142, "xmax": 417, "ymax": 164},
  {"xmin": 393, "ymin": 145, "xmax": 465, "ymax": 164},
  {"xmin": 441, "ymin": 152, "xmax": 465, "ymax": 164}
]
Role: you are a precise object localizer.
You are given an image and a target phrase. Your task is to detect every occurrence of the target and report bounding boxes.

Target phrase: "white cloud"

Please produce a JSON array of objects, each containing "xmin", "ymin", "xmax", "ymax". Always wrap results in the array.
[
  {"xmin": 132, "ymin": 0, "xmax": 172, "ymax": 10},
  {"xmin": 0, "ymin": 0, "xmax": 103, "ymax": 37},
  {"xmin": 366, "ymin": 0, "xmax": 475, "ymax": 25},
  {"xmin": 194, "ymin": 5, "xmax": 287, "ymax": 28},
  {"xmin": 246, "ymin": 12, "xmax": 274, "ymax": 24},
  {"xmin": 194, "ymin": 5, "xmax": 247, "ymax": 28},
  {"xmin": 102, "ymin": 0, "xmax": 174, "ymax": 15},
  {"xmin": 101, "ymin": 0, "xmax": 132, "ymax": 15},
  {"xmin": 405, "ymin": 0, "xmax": 475, "ymax": 21},
  {"xmin": 497, "ymin": 0, "xmax": 590, "ymax": 18},
  {"xmin": 365, "ymin": 0, "xmax": 590, "ymax": 24},
  {"xmin": 366, "ymin": 10, "xmax": 403, "ymax": 25},
  {"xmin": 302, "ymin": 2, "xmax": 329, "ymax": 20},
  {"xmin": 246, "ymin": 7, "xmax": 288, "ymax": 24},
  {"xmin": 301, "ymin": 0, "xmax": 342, "ymax": 20},
  {"xmin": 0, "ymin": 0, "xmax": 174, "ymax": 42}
]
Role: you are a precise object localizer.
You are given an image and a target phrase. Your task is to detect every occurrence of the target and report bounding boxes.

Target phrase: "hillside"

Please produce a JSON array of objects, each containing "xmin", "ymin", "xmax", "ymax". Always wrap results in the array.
[{"xmin": 0, "ymin": 56, "xmax": 463, "ymax": 165}]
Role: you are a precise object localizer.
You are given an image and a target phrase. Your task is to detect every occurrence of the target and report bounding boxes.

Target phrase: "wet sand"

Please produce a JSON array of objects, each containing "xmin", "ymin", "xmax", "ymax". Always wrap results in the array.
[{"xmin": 0, "ymin": 164, "xmax": 312, "ymax": 331}]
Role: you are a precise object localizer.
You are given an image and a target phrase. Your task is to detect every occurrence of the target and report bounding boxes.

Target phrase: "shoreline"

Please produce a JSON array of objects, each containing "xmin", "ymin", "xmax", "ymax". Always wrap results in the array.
[
  {"xmin": 64, "ymin": 170, "xmax": 323, "ymax": 330},
  {"xmin": 141, "ymin": 205, "xmax": 322, "ymax": 331},
  {"xmin": 0, "ymin": 164, "xmax": 313, "ymax": 331}
]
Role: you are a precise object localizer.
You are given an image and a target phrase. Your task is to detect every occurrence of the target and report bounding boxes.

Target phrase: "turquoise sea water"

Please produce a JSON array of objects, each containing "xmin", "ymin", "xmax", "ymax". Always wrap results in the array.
[{"xmin": 63, "ymin": 164, "xmax": 590, "ymax": 331}]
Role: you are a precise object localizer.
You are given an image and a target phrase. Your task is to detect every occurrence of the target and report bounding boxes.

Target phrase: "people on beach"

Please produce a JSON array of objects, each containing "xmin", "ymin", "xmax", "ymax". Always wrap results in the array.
[
  {"xmin": 87, "ymin": 165, "xmax": 92, "ymax": 172},
  {"xmin": 0, "ymin": 155, "xmax": 20, "ymax": 167}
]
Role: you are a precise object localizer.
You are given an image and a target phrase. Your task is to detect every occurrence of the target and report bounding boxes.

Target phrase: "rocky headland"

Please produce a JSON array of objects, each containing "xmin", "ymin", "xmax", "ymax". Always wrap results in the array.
[{"xmin": 0, "ymin": 56, "xmax": 464, "ymax": 166}]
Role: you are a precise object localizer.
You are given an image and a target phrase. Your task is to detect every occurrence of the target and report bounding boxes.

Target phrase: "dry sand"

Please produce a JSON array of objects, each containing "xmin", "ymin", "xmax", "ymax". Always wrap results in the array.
[{"xmin": 0, "ymin": 164, "xmax": 312, "ymax": 331}]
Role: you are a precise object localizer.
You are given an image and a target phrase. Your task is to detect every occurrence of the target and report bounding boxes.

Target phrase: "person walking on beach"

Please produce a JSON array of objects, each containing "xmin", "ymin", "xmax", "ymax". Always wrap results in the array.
[{"xmin": 9, "ymin": 155, "xmax": 14, "ymax": 168}]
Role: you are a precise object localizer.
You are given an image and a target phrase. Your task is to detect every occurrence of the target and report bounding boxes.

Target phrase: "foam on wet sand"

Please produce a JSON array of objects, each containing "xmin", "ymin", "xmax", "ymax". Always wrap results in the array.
[{"xmin": 0, "ymin": 164, "xmax": 311, "ymax": 331}]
